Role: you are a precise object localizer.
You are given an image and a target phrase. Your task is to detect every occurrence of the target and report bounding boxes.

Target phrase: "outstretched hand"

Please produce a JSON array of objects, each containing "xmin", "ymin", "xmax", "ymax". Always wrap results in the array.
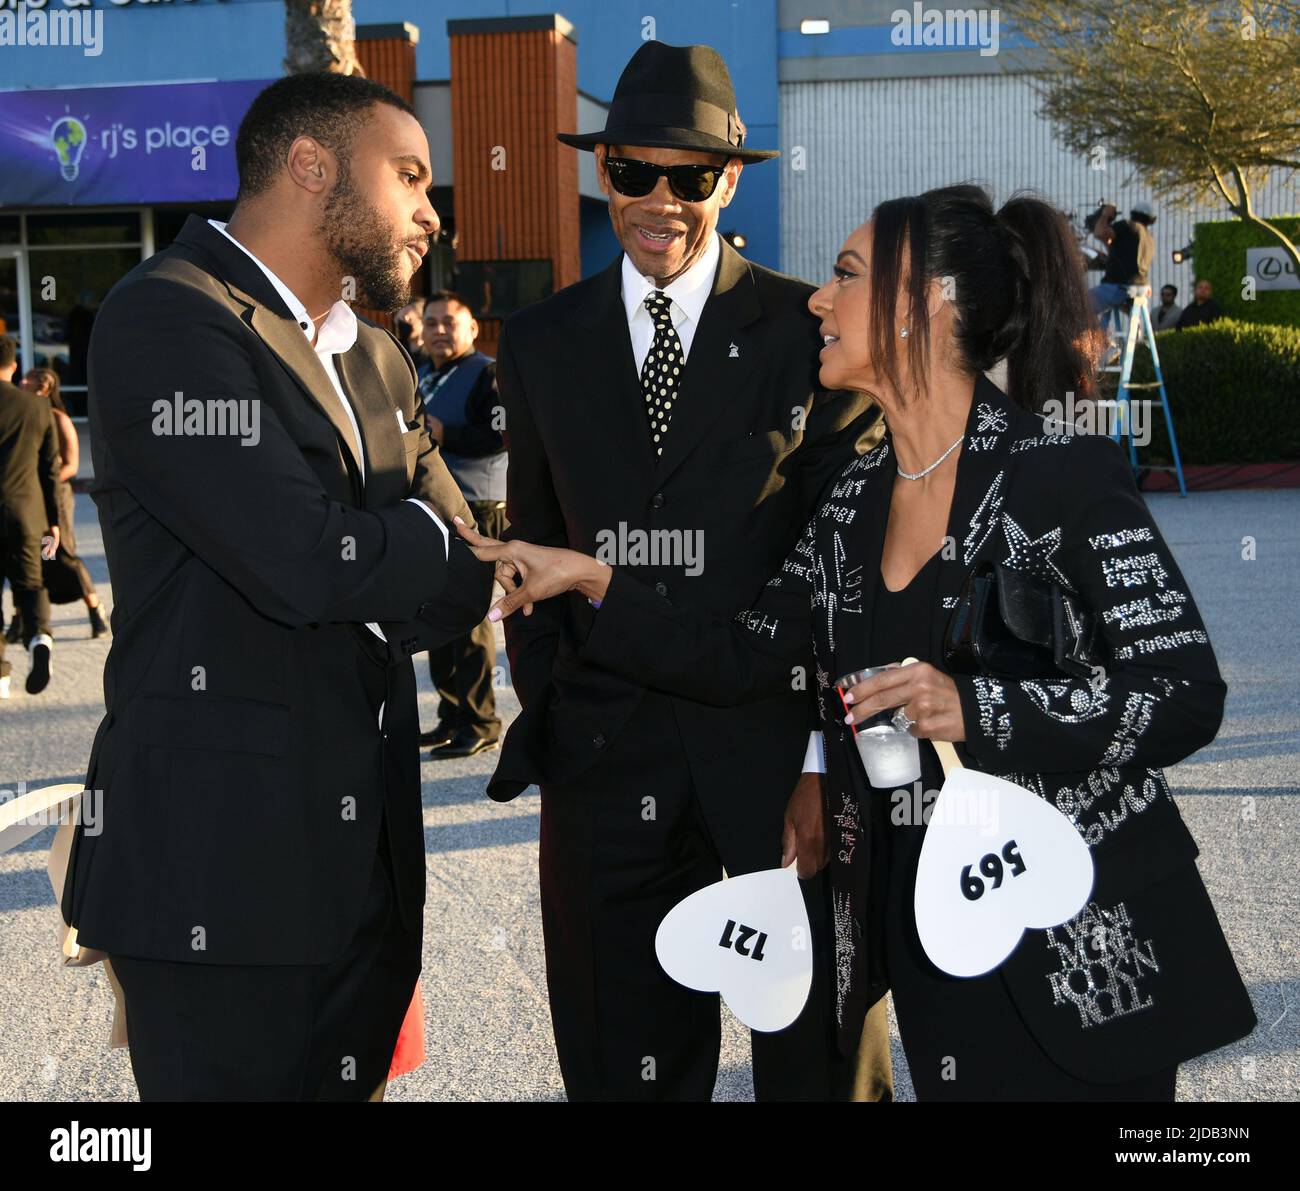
[{"xmin": 453, "ymin": 517, "xmax": 611, "ymax": 622}]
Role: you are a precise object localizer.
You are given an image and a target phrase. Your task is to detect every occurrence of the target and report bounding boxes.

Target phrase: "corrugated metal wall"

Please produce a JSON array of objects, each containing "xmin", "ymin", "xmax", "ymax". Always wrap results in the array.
[{"xmin": 780, "ymin": 74, "xmax": 1298, "ymax": 299}]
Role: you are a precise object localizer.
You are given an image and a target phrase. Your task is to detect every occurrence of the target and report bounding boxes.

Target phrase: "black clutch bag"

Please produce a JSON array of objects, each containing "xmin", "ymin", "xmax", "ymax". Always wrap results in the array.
[{"xmin": 944, "ymin": 561, "xmax": 1105, "ymax": 681}]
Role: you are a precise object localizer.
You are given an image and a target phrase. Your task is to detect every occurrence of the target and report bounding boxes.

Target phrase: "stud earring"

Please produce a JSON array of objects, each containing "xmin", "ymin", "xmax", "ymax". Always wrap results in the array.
[{"xmin": 899, "ymin": 326, "xmax": 909, "ymax": 338}]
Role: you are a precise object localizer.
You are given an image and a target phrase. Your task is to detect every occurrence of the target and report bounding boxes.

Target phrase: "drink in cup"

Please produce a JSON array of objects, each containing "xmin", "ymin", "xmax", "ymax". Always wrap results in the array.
[{"xmin": 835, "ymin": 665, "xmax": 922, "ymax": 788}]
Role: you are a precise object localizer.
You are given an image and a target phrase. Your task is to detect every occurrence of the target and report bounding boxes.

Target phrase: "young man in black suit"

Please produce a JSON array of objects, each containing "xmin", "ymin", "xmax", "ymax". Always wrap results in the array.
[
  {"xmin": 62, "ymin": 74, "xmax": 493, "ymax": 1101},
  {"xmin": 487, "ymin": 42, "xmax": 886, "ymax": 1100},
  {"xmin": 0, "ymin": 334, "xmax": 60, "ymax": 697}
]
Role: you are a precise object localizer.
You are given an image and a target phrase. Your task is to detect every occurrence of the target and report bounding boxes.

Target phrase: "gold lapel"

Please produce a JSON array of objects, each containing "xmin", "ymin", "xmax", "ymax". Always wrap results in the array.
[
  {"xmin": 176, "ymin": 216, "xmax": 367, "ymax": 488},
  {"xmin": 243, "ymin": 301, "xmax": 366, "ymax": 486}
]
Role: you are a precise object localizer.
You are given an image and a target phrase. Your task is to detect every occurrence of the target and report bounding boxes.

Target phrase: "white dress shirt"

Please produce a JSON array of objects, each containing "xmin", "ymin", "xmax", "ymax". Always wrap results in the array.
[
  {"xmin": 621, "ymin": 229, "xmax": 720, "ymax": 372},
  {"xmin": 620, "ymin": 232, "xmax": 825, "ymax": 770},
  {"xmin": 208, "ymin": 221, "xmax": 448, "ymax": 724},
  {"xmin": 207, "ymin": 220, "xmax": 448, "ymax": 549},
  {"xmin": 586, "ymin": 234, "xmax": 722, "ymax": 618}
]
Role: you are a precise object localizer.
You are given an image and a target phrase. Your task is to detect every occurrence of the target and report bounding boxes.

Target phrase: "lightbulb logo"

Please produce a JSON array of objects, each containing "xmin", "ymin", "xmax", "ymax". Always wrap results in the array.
[{"xmin": 50, "ymin": 116, "xmax": 87, "ymax": 183}]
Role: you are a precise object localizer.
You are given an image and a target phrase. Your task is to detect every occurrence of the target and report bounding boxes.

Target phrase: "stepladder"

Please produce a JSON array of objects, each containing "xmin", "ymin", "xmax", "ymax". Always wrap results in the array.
[{"xmin": 1101, "ymin": 285, "xmax": 1187, "ymax": 497}]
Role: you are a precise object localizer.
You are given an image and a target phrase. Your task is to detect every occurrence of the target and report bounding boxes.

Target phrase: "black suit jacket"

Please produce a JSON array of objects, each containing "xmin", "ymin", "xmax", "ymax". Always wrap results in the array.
[
  {"xmin": 63, "ymin": 215, "xmax": 493, "ymax": 965},
  {"xmin": 0, "ymin": 378, "xmax": 59, "ymax": 532},
  {"xmin": 489, "ymin": 238, "xmax": 881, "ymax": 864},
  {"xmin": 580, "ymin": 377, "xmax": 1257, "ymax": 1075}
]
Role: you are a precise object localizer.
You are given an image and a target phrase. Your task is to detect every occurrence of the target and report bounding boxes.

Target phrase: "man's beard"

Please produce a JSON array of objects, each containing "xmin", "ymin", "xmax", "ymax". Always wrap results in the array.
[{"xmin": 318, "ymin": 163, "xmax": 411, "ymax": 313}]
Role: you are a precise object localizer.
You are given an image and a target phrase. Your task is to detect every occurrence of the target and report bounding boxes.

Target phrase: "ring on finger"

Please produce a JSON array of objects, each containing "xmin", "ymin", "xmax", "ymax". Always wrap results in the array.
[{"xmin": 891, "ymin": 706, "xmax": 917, "ymax": 734}]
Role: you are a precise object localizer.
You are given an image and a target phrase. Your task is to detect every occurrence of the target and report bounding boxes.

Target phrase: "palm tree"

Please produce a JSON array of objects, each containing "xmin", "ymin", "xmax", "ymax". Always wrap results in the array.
[{"xmin": 284, "ymin": 0, "xmax": 364, "ymax": 76}]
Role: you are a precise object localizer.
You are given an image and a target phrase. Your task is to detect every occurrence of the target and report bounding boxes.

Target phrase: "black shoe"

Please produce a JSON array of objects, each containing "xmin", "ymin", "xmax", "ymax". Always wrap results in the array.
[
  {"xmin": 89, "ymin": 605, "xmax": 110, "ymax": 638},
  {"xmin": 26, "ymin": 634, "xmax": 52, "ymax": 695},
  {"xmin": 431, "ymin": 730, "xmax": 500, "ymax": 760},
  {"xmin": 3, "ymin": 617, "xmax": 21, "ymax": 644},
  {"xmin": 419, "ymin": 721, "xmax": 458, "ymax": 749}
]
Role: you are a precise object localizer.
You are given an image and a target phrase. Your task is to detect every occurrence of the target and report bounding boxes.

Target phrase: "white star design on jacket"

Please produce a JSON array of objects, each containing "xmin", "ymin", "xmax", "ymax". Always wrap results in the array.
[{"xmin": 1001, "ymin": 513, "xmax": 1070, "ymax": 588}]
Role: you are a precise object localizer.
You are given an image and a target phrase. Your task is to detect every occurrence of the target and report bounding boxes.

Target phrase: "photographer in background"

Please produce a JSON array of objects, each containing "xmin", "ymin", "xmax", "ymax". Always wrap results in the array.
[{"xmin": 1088, "ymin": 200, "xmax": 1157, "ymax": 324}]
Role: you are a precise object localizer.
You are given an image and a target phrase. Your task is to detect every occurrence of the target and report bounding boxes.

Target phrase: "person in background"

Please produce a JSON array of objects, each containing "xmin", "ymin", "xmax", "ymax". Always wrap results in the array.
[
  {"xmin": 395, "ymin": 297, "xmax": 426, "ymax": 363},
  {"xmin": 0, "ymin": 335, "xmax": 59, "ymax": 698},
  {"xmin": 2, "ymin": 573, "xmax": 20, "ymax": 644},
  {"xmin": 1089, "ymin": 201, "xmax": 1157, "ymax": 325},
  {"xmin": 14, "ymin": 369, "xmax": 109, "ymax": 639},
  {"xmin": 1152, "ymin": 284, "xmax": 1182, "ymax": 331},
  {"xmin": 1176, "ymin": 279, "xmax": 1224, "ymax": 330},
  {"xmin": 416, "ymin": 291, "xmax": 506, "ymax": 758}
]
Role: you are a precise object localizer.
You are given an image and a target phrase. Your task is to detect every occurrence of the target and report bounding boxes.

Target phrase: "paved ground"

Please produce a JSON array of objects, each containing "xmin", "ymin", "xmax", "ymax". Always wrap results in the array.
[{"xmin": 0, "ymin": 489, "xmax": 1295, "ymax": 1101}]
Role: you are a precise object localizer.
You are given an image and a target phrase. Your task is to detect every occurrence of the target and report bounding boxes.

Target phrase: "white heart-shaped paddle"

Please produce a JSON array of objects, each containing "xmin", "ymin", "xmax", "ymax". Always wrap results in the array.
[
  {"xmin": 655, "ymin": 866, "xmax": 813, "ymax": 1032},
  {"xmin": 915, "ymin": 737, "xmax": 1094, "ymax": 977},
  {"xmin": 890, "ymin": 656, "xmax": 1093, "ymax": 978}
]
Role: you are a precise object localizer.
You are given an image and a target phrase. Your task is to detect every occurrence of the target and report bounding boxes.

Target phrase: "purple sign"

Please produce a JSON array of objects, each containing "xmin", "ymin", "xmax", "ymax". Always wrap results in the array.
[{"xmin": 0, "ymin": 78, "xmax": 275, "ymax": 206}]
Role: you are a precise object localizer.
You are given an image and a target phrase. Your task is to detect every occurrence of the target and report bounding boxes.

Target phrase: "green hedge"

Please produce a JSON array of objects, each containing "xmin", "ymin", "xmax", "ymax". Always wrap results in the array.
[
  {"xmin": 1107, "ymin": 318, "xmax": 1300, "ymax": 463},
  {"xmin": 1192, "ymin": 215, "xmax": 1300, "ymax": 327}
]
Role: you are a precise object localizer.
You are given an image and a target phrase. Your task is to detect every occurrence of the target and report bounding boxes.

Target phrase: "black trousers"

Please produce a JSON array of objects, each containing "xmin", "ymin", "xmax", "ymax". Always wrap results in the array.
[
  {"xmin": 539, "ymin": 690, "xmax": 854, "ymax": 1101},
  {"xmin": 426, "ymin": 500, "xmax": 506, "ymax": 737},
  {"xmin": 0, "ymin": 510, "xmax": 51, "ymax": 679},
  {"xmin": 109, "ymin": 826, "xmax": 421, "ymax": 1101}
]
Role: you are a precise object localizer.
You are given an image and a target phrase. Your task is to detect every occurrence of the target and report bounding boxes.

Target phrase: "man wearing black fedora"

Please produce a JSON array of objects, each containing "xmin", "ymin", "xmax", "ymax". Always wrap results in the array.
[{"xmin": 487, "ymin": 41, "xmax": 886, "ymax": 1100}]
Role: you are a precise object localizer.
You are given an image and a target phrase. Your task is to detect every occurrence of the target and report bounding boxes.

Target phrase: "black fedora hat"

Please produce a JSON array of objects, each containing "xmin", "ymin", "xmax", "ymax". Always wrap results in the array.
[{"xmin": 557, "ymin": 41, "xmax": 779, "ymax": 163}]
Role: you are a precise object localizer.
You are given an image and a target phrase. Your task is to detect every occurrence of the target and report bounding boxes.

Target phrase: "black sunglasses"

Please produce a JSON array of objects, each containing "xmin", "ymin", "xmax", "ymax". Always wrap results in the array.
[{"xmin": 604, "ymin": 156, "xmax": 728, "ymax": 203}]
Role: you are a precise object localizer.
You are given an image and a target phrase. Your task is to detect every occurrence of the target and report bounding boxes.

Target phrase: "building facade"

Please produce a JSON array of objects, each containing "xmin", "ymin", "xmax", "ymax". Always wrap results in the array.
[
  {"xmin": 1, "ymin": 0, "xmax": 785, "ymax": 409},
  {"xmin": 775, "ymin": 0, "xmax": 1297, "ymax": 296},
  {"xmin": 2, "ymin": 0, "xmax": 1294, "ymax": 412}
]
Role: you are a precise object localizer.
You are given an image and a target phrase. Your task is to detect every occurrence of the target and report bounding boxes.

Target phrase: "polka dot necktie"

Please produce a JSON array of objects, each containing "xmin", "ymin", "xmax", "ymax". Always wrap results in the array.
[{"xmin": 641, "ymin": 290, "xmax": 684, "ymax": 457}]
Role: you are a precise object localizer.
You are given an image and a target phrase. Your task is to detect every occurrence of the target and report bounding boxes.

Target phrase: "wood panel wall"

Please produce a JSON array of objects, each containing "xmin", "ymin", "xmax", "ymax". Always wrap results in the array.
[
  {"xmin": 355, "ymin": 28, "xmax": 418, "ymax": 332},
  {"xmin": 449, "ymin": 24, "xmax": 581, "ymax": 355}
]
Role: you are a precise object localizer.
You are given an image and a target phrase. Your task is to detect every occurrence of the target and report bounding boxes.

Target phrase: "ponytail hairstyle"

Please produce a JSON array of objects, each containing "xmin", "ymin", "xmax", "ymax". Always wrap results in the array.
[
  {"xmin": 25, "ymin": 367, "xmax": 66, "ymax": 413},
  {"xmin": 865, "ymin": 184, "xmax": 1102, "ymax": 410}
]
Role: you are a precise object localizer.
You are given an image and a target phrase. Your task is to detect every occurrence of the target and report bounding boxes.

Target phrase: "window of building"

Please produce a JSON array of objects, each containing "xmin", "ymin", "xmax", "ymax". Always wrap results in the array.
[{"xmin": 4, "ymin": 211, "xmax": 145, "ymax": 416}]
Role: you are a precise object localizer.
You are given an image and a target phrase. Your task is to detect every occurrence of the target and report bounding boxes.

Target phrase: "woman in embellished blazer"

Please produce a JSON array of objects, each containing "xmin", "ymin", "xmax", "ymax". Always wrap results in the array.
[{"xmin": 459, "ymin": 184, "xmax": 1256, "ymax": 1100}]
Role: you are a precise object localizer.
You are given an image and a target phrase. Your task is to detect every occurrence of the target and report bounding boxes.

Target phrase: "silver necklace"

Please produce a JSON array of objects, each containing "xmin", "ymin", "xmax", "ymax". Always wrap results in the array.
[{"xmin": 896, "ymin": 434, "xmax": 964, "ymax": 480}]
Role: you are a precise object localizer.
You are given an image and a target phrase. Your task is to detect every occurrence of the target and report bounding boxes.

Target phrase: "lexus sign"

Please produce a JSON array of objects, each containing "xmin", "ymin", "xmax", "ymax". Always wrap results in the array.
[{"xmin": 1246, "ymin": 247, "xmax": 1300, "ymax": 291}]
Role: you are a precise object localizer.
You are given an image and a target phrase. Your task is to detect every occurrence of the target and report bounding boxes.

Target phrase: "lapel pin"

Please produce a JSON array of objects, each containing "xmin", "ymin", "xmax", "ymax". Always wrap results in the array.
[{"xmin": 728, "ymin": 342, "xmax": 740, "ymax": 358}]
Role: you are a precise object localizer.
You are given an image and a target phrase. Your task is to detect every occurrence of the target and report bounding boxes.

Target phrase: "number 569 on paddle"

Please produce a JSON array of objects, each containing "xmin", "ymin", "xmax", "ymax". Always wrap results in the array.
[{"xmin": 960, "ymin": 839, "xmax": 1027, "ymax": 902}]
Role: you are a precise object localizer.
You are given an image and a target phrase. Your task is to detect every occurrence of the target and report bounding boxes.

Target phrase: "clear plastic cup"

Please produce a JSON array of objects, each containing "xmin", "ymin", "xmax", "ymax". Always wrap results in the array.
[
  {"xmin": 835, "ymin": 665, "xmax": 922, "ymax": 789},
  {"xmin": 854, "ymin": 723, "xmax": 922, "ymax": 788}
]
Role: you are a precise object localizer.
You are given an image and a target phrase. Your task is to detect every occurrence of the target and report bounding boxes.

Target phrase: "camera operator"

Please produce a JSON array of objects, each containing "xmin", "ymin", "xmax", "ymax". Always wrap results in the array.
[{"xmin": 1088, "ymin": 200, "xmax": 1156, "ymax": 323}]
